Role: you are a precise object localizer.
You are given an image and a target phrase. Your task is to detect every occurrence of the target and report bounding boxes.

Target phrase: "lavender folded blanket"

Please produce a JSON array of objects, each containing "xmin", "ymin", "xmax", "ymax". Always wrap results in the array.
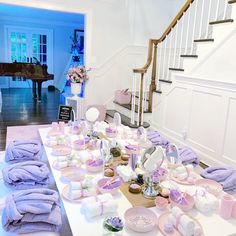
[
  {"xmin": 147, "ymin": 131, "xmax": 169, "ymax": 148},
  {"xmin": 5, "ymin": 140, "xmax": 42, "ymax": 162},
  {"xmin": 2, "ymin": 188, "xmax": 62, "ymax": 233},
  {"xmin": 201, "ymin": 166, "xmax": 236, "ymax": 193},
  {"xmin": 178, "ymin": 146, "xmax": 200, "ymax": 166},
  {"xmin": 2, "ymin": 161, "xmax": 50, "ymax": 189}
]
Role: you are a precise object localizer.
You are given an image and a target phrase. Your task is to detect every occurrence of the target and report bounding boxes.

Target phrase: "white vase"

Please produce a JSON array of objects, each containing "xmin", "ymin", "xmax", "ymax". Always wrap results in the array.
[{"xmin": 71, "ymin": 83, "xmax": 81, "ymax": 97}]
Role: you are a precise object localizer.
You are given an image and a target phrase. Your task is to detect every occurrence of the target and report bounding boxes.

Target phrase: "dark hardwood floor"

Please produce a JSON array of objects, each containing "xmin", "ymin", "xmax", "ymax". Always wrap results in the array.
[{"xmin": 0, "ymin": 88, "xmax": 61, "ymax": 150}]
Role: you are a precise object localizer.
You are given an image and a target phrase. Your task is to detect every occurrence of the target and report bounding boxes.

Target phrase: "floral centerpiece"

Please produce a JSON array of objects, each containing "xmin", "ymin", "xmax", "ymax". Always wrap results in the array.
[
  {"xmin": 67, "ymin": 66, "xmax": 89, "ymax": 97},
  {"xmin": 67, "ymin": 66, "xmax": 89, "ymax": 84}
]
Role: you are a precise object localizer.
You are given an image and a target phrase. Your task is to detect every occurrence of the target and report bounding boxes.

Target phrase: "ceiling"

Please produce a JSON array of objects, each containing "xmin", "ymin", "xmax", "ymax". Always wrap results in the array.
[{"xmin": 0, "ymin": 3, "xmax": 84, "ymax": 24}]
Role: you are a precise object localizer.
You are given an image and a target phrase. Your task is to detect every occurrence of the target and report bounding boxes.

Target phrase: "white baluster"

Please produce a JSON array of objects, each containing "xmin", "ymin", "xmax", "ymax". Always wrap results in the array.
[
  {"xmin": 215, "ymin": 0, "xmax": 220, "ymax": 21},
  {"xmin": 178, "ymin": 12, "xmax": 186, "ymax": 68},
  {"xmin": 185, "ymin": 3, "xmax": 192, "ymax": 55},
  {"xmin": 198, "ymin": 0, "xmax": 205, "ymax": 39},
  {"xmin": 167, "ymin": 29, "xmax": 174, "ymax": 79},
  {"xmin": 131, "ymin": 74, "xmax": 136, "ymax": 125},
  {"xmin": 157, "ymin": 45, "xmax": 162, "ymax": 81},
  {"xmin": 223, "ymin": 0, "xmax": 228, "ymax": 19},
  {"xmin": 205, "ymin": 0, "xmax": 212, "ymax": 38},
  {"xmin": 173, "ymin": 20, "xmax": 179, "ymax": 68},
  {"xmin": 162, "ymin": 37, "xmax": 168, "ymax": 79},
  {"xmin": 191, "ymin": 0, "xmax": 198, "ymax": 54},
  {"xmin": 141, "ymin": 73, "xmax": 146, "ymax": 126},
  {"xmin": 137, "ymin": 75, "xmax": 141, "ymax": 126}
]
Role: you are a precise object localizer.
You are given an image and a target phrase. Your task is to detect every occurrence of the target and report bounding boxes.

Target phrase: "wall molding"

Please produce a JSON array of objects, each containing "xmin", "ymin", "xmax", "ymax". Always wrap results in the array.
[{"xmin": 151, "ymin": 74, "xmax": 236, "ymax": 168}]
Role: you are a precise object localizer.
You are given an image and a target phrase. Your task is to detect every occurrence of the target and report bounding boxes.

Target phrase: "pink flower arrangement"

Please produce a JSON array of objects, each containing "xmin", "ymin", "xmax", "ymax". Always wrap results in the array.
[{"xmin": 67, "ymin": 66, "xmax": 89, "ymax": 84}]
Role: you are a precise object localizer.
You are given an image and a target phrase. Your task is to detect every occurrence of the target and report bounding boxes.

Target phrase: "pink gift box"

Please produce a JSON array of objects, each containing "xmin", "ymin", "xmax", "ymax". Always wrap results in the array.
[{"xmin": 114, "ymin": 90, "xmax": 131, "ymax": 104}]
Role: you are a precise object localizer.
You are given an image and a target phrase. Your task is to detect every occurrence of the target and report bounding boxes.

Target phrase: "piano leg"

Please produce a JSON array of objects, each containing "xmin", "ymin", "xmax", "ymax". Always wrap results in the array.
[
  {"xmin": 32, "ymin": 81, "xmax": 37, "ymax": 100},
  {"xmin": 37, "ymin": 80, "xmax": 43, "ymax": 102}
]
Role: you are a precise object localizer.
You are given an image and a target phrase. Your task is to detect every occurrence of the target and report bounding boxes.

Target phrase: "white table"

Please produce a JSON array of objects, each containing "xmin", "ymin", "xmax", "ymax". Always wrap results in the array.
[{"xmin": 38, "ymin": 128, "xmax": 236, "ymax": 236}]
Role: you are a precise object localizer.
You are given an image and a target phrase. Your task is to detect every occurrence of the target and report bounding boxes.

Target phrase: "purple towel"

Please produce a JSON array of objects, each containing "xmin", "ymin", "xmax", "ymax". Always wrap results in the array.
[
  {"xmin": 147, "ymin": 131, "xmax": 169, "ymax": 148},
  {"xmin": 5, "ymin": 140, "xmax": 42, "ymax": 162},
  {"xmin": 2, "ymin": 188, "xmax": 62, "ymax": 233},
  {"xmin": 2, "ymin": 161, "xmax": 50, "ymax": 189},
  {"xmin": 201, "ymin": 166, "xmax": 236, "ymax": 193},
  {"xmin": 178, "ymin": 146, "xmax": 199, "ymax": 166}
]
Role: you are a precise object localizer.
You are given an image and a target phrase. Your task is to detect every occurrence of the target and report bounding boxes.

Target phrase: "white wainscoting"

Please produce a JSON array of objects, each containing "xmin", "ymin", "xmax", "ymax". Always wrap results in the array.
[{"xmin": 151, "ymin": 74, "xmax": 236, "ymax": 168}]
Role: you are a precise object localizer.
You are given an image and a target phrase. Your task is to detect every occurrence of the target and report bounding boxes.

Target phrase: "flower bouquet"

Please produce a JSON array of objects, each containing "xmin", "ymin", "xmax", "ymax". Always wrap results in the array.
[{"xmin": 67, "ymin": 66, "xmax": 89, "ymax": 84}]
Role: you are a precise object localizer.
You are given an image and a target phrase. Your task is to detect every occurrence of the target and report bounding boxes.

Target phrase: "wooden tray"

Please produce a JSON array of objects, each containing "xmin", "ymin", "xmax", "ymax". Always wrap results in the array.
[{"xmin": 119, "ymin": 182, "xmax": 156, "ymax": 208}]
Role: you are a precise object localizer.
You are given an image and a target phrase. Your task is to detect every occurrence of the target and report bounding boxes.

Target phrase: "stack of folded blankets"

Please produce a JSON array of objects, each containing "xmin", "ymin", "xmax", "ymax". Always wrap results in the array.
[
  {"xmin": 81, "ymin": 193, "xmax": 118, "ymax": 218},
  {"xmin": 147, "ymin": 131, "xmax": 170, "ymax": 148},
  {"xmin": 2, "ymin": 161, "xmax": 50, "ymax": 189},
  {"xmin": 2, "ymin": 188, "xmax": 62, "ymax": 233},
  {"xmin": 178, "ymin": 146, "xmax": 199, "ymax": 166},
  {"xmin": 169, "ymin": 206, "xmax": 202, "ymax": 236},
  {"xmin": 5, "ymin": 140, "xmax": 42, "ymax": 162},
  {"xmin": 201, "ymin": 166, "xmax": 236, "ymax": 193}
]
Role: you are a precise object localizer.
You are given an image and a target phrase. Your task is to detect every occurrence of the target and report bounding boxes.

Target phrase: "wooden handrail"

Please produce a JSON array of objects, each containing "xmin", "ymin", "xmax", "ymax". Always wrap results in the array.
[
  {"xmin": 133, "ymin": 0, "xmax": 194, "ymax": 73},
  {"xmin": 158, "ymin": 0, "xmax": 194, "ymax": 42}
]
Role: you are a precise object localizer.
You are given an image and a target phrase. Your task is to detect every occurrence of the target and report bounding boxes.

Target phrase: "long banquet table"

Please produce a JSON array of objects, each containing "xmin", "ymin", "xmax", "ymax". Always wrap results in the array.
[{"xmin": 37, "ymin": 127, "xmax": 236, "ymax": 236}]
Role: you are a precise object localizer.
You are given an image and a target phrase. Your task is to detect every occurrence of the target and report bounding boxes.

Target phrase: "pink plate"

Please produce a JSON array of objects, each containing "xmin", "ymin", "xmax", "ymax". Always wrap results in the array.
[
  {"xmin": 62, "ymin": 185, "xmax": 81, "ymax": 203},
  {"xmin": 158, "ymin": 212, "xmax": 181, "ymax": 236},
  {"xmin": 51, "ymin": 145, "xmax": 72, "ymax": 156},
  {"xmin": 52, "ymin": 161, "xmax": 81, "ymax": 171},
  {"xmin": 195, "ymin": 178, "xmax": 223, "ymax": 196},
  {"xmin": 124, "ymin": 207, "xmax": 157, "ymax": 233},
  {"xmin": 158, "ymin": 212, "xmax": 203, "ymax": 236},
  {"xmin": 61, "ymin": 166, "xmax": 86, "ymax": 182},
  {"xmin": 170, "ymin": 172, "xmax": 199, "ymax": 185}
]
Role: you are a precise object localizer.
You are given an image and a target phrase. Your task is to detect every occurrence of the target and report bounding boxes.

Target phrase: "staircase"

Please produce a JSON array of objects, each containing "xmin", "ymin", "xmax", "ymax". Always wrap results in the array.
[{"xmin": 106, "ymin": 0, "xmax": 236, "ymax": 128}]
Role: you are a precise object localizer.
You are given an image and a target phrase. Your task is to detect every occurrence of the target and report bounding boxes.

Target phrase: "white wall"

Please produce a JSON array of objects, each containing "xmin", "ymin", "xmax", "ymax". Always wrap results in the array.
[
  {"xmin": 131, "ymin": 0, "xmax": 186, "ymax": 46},
  {"xmin": 151, "ymin": 74, "xmax": 236, "ymax": 168}
]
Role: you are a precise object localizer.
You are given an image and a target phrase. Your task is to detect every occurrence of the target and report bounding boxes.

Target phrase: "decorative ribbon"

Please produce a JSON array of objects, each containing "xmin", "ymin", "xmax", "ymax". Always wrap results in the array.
[{"xmin": 175, "ymin": 213, "xmax": 185, "ymax": 229}]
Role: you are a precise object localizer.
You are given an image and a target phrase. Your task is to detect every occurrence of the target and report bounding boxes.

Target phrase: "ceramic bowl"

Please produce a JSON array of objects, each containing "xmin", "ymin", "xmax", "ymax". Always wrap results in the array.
[
  {"xmin": 155, "ymin": 196, "xmax": 168, "ymax": 210},
  {"xmin": 169, "ymin": 191, "xmax": 194, "ymax": 211},
  {"xmin": 97, "ymin": 177, "xmax": 122, "ymax": 195},
  {"xmin": 124, "ymin": 207, "xmax": 157, "ymax": 233},
  {"xmin": 195, "ymin": 178, "xmax": 223, "ymax": 197},
  {"xmin": 73, "ymin": 137, "xmax": 90, "ymax": 150},
  {"xmin": 105, "ymin": 127, "xmax": 117, "ymax": 138},
  {"xmin": 85, "ymin": 159, "xmax": 104, "ymax": 172}
]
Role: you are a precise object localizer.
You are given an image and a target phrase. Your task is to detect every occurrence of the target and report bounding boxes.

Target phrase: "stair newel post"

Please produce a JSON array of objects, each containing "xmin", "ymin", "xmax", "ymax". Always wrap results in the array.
[{"xmin": 148, "ymin": 40, "xmax": 158, "ymax": 113}]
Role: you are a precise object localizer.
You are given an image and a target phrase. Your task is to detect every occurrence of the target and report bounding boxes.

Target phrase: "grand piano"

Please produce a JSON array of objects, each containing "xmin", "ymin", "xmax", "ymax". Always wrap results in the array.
[{"xmin": 0, "ymin": 61, "xmax": 54, "ymax": 101}]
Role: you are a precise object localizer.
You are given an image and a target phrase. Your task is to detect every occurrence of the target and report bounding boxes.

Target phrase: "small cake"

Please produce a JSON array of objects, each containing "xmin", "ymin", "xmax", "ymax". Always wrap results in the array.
[
  {"xmin": 121, "ymin": 154, "xmax": 130, "ymax": 161},
  {"xmin": 129, "ymin": 183, "xmax": 142, "ymax": 194},
  {"xmin": 161, "ymin": 188, "xmax": 170, "ymax": 197},
  {"xmin": 110, "ymin": 147, "xmax": 121, "ymax": 158},
  {"xmin": 104, "ymin": 168, "xmax": 115, "ymax": 177}
]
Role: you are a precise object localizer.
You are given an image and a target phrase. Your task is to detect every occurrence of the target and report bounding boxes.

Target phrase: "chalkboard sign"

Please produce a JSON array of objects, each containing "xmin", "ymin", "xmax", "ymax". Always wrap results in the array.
[{"xmin": 58, "ymin": 105, "xmax": 72, "ymax": 121}]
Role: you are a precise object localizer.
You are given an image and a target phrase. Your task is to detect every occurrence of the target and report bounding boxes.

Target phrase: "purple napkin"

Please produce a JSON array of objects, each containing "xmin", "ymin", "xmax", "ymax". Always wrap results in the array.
[{"xmin": 178, "ymin": 146, "xmax": 199, "ymax": 166}]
